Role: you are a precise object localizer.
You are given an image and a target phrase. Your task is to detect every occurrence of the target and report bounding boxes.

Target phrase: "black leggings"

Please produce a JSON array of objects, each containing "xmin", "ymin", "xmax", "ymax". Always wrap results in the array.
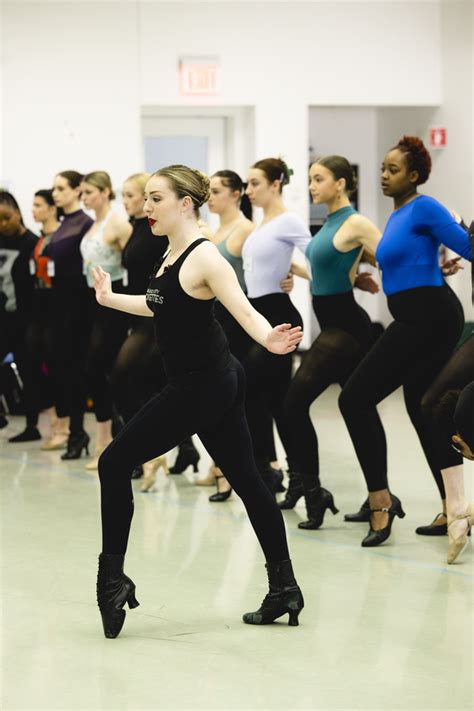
[
  {"xmin": 280, "ymin": 328, "xmax": 366, "ymax": 481},
  {"xmin": 86, "ymin": 285, "xmax": 129, "ymax": 422},
  {"xmin": 111, "ymin": 317, "xmax": 166, "ymax": 423},
  {"xmin": 215, "ymin": 300, "xmax": 277, "ymax": 462},
  {"xmin": 421, "ymin": 334, "xmax": 474, "ymax": 465},
  {"xmin": 50, "ymin": 279, "xmax": 95, "ymax": 435},
  {"xmin": 98, "ymin": 357, "xmax": 290, "ymax": 562},
  {"xmin": 243, "ymin": 294, "xmax": 303, "ymax": 462},
  {"xmin": 339, "ymin": 285, "xmax": 464, "ymax": 494}
]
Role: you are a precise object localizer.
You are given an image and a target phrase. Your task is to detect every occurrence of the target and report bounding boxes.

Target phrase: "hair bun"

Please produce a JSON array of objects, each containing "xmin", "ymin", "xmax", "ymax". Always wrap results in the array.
[{"xmin": 393, "ymin": 135, "xmax": 432, "ymax": 185}]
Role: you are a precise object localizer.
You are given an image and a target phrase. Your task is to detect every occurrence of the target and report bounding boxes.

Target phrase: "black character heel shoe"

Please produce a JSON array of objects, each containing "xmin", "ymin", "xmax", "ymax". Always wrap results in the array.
[
  {"xmin": 169, "ymin": 437, "xmax": 200, "ymax": 474},
  {"xmin": 298, "ymin": 483, "xmax": 339, "ymax": 530},
  {"xmin": 415, "ymin": 513, "xmax": 447, "ymax": 536},
  {"xmin": 361, "ymin": 495, "xmax": 406, "ymax": 547},
  {"xmin": 257, "ymin": 460, "xmax": 286, "ymax": 499},
  {"xmin": 278, "ymin": 470, "xmax": 304, "ymax": 510},
  {"xmin": 61, "ymin": 431, "xmax": 90, "ymax": 460},
  {"xmin": 8, "ymin": 426, "xmax": 41, "ymax": 443},
  {"xmin": 209, "ymin": 473, "xmax": 232, "ymax": 502},
  {"xmin": 344, "ymin": 497, "xmax": 371, "ymax": 522},
  {"xmin": 96, "ymin": 553, "xmax": 140, "ymax": 639},
  {"xmin": 243, "ymin": 559, "xmax": 304, "ymax": 627}
]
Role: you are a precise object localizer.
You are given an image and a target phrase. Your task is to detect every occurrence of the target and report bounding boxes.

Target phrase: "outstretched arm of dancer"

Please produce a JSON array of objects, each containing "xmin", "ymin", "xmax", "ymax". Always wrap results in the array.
[
  {"xmin": 200, "ymin": 244, "xmax": 303, "ymax": 354},
  {"xmin": 92, "ymin": 266, "xmax": 153, "ymax": 316}
]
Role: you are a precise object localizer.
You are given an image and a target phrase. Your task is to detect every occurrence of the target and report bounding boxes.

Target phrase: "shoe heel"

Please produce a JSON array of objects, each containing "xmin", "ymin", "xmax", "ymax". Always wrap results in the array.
[
  {"xmin": 85, "ymin": 445, "xmax": 90, "ymax": 456},
  {"xmin": 288, "ymin": 610, "xmax": 300, "ymax": 627},
  {"xmin": 397, "ymin": 506, "xmax": 406, "ymax": 519},
  {"xmin": 127, "ymin": 592, "xmax": 140, "ymax": 609},
  {"xmin": 193, "ymin": 463, "xmax": 198, "ymax": 472},
  {"xmin": 330, "ymin": 503, "xmax": 339, "ymax": 515}
]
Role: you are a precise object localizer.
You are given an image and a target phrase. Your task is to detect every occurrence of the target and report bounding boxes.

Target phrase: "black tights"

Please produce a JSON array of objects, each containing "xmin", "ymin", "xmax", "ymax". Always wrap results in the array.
[
  {"xmin": 421, "ymin": 334, "xmax": 474, "ymax": 467},
  {"xmin": 339, "ymin": 286, "xmax": 464, "ymax": 495},
  {"xmin": 244, "ymin": 294, "xmax": 302, "ymax": 463},
  {"xmin": 86, "ymin": 294, "xmax": 129, "ymax": 422},
  {"xmin": 98, "ymin": 358, "xmax": 290, "ymax": 562},
  {"xmin": 280, "ymin": 328, "xmax": 365, "ymax": 481},
  {"xmin": 111, "ymin": 318, "xmax": 166, "ymax": 424}
]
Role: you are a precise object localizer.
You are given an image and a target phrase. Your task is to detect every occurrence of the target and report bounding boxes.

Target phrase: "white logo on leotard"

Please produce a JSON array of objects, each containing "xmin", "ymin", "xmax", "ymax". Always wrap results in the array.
[{"xmin": 147, "ymin": 288, "xmax": 164, "ymax": 305}]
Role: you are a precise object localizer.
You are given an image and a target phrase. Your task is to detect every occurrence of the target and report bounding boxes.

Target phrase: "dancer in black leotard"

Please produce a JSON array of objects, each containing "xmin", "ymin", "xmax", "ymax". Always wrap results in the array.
[
  {"xmin": 0, "ymin": 191, "xmax": 38, "ymax": 441},
  {"xmin": 339, "ymin": 136, "xmax": 471, "ymax": 548},
  {"xmin": 92, "ymin": 165, "xmax": 304, "ymax": 638}
]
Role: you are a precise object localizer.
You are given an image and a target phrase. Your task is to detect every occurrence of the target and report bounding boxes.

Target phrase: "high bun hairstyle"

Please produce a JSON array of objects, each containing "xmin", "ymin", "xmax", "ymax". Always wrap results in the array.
[
  {"xmin": 315, "ymin": 155, "xmax": 358, "ymax": 195},
  {"xmin": 57, "ymin": 170, "xmax": 84, "ymax": 190},
  {"xmin": 124, "ymin": 172, "xmax": 150, "ymax": 195},
  {"xmin": 153, "ymin": 164, "xmax": 211, "ymax": 215},
  {"xmin": 252, "ymin": 157, "xmax": 293, "ymax": 193},
  {"xmin": 212, "ymin": 169, "xmax": 252, "ymax": 219},
  {"xmin": 392, "ymin": 136, "xmax": 432, "ymax": 185},
  {"xmin": 82, "ymin": 171, "xmax": 116, "ymax": 200}
]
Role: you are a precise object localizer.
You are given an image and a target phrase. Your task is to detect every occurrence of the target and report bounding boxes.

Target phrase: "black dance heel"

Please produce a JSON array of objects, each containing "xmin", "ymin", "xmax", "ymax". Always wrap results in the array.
[
  {"xmin": 61, "ymin": 431, "xmax": 90, "ymax": 460},
  {"xmin": 169, "ymin": 437, "xmax": 200, "ymax": 474},
  {"xmin": 96, "ymin": 553, "xmax": 140, "ymax": 639},
  {"xmin": 242, "ymin": 559, "xmax": 304, "ymax": 626},
  {"xmin": 344, "ymin": 497, "xmax": 371, "ymax": 522},
  {"xmin": 257, "ymin": 460, "xmax": 286, "ymax": 499},
  {"xmin": 278, "ymin": 469, "xmax": 304, "ymax": 510},
  {"xmin": 209, "ymin": 473, "xmax": 232, "ymax": 502},
  {"xmin": 361, "ymin": 494, "xmax": 406, "ymax": 547},
  {"xmin": 415, "ymin": 512, "xmax": 448, "ymax": 536},
  {"xmin": 298, "ymin": 484, "xmax": 339, "ymax": 530},
  {"xmin": 8, "ymin": 426, "xmax": 41, "ymax": 443}
]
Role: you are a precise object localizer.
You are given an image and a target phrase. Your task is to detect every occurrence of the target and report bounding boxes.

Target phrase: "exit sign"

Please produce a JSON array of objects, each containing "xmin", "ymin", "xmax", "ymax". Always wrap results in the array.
[
  {"xmin": 429, "ymin": 127, "xmax": 447, "ymax": 149},
  {"xmin": 179, "ymin": 56, "xmax": 220, "ymax": 96}
]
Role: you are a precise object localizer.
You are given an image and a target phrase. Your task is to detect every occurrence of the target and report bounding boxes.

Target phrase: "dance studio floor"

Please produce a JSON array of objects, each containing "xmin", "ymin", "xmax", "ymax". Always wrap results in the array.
[{"xmin": 1, "ymin": 386, "xmax": 473, "ymax": 711}]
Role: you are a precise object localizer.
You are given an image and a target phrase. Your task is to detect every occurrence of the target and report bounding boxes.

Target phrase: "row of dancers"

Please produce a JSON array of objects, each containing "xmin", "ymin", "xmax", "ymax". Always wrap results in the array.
[{"xmin": 1, "ymin": 135, "xmax": 473, "ymax": 637}]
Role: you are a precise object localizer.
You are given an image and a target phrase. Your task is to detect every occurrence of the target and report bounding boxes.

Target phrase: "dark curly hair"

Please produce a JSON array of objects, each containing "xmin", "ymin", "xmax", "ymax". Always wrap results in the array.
[{"xmin": 392, "ymin": 135, "xmax": 432, "ymax": 185}]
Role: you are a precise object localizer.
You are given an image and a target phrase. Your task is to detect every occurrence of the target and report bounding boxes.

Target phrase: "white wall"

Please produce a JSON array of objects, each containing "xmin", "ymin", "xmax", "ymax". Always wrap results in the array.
[{"xmin": 3, "ymin": 0, "xmax": 442, "ymax": 218}]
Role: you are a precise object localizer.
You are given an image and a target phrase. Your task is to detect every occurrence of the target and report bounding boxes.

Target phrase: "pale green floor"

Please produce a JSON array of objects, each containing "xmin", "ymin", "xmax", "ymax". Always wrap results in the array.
[{"xmin": 1, "ymin": 386, "xmax": 473, "ymax": 711}]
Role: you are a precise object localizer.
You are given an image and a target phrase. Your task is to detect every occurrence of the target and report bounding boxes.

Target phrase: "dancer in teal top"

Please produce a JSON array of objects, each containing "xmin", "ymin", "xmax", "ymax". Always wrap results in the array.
[
  {"xmin": 278, "ymin": 156, "xmax": 382, "ymax": 529},
  {"xmin": 306, "ymin": 205, "xmax": 361, "ymax": 296}
]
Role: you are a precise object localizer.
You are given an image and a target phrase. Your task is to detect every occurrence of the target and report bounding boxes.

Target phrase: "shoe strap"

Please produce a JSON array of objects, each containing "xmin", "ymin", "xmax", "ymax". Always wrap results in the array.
[
  {"xmin": 448, "ymin": 513, "xmax": 471, "ymax": 527},
  {"xmin": 370, "ymin": 507, "xmax": 390, "ymax": 514}
]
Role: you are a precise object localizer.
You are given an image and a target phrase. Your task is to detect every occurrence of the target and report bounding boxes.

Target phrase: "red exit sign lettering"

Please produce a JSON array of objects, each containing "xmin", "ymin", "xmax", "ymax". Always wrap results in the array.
[{"xmin": 179, "ymin": 57, "xmax": 220, "ymax": 96}]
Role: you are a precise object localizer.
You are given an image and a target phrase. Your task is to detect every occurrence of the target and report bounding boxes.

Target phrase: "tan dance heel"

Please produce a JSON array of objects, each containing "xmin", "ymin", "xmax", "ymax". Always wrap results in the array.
[
  {"xmin": 447, "ymin": 506, "xmax": 473, "ymax": 564},
  {"xmin": 140, "ymin": 455, "xmax": 168, "ymax": 492},
  {"xmin": 196, "ymin": 465, "xmax": 218, "ymax": 486},
  {"xmin": 41, "ymin": 416, "xmax": 70, "ymax": 451}
]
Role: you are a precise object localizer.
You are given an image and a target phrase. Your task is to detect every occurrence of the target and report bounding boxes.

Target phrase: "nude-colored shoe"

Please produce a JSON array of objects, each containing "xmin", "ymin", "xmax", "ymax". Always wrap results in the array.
[
  {"xmin": 140, "ymin": 455, "xmax": 169, "ymax": 493},
  {"xmin": 85, "ymin": 442, "xmax": 110, "ymax": 471},
  {"xmin": 41, "ymin": 416, "xmax": 70, "ymax": 451},
  {"xmin": 447, "ymin": 506, "xmax": 473, "ymax": 564},
  {"xmin": 196, "ymin": 465, "xmax": 219, "ymax": 486}
]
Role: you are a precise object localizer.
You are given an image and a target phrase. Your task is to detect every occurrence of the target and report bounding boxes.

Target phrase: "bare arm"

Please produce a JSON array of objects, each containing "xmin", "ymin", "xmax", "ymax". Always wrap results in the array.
[
  {"xmin": 290, "ymin": 260, "xmax": 310, "ymax": 279},
  {"xmin": 92, "ymin": 266, "xmax": 153, "ymax": 317},
  {"xmin": 103, "ymin": 214, "xmax": 133, "ymax": 250},
  {"xmin": 201, "ymin": 246, "xmax": 302, "ymax": 353}
]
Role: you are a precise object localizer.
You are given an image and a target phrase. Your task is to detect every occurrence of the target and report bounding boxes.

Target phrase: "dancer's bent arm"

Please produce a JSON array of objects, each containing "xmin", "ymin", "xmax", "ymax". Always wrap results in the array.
[
  {"xmin": 92, "ymin": 266, "xmax": 153, "ymax": 316},
  {"xmin": 201, "ymin": 245, "xmax": 302, "ymax": 354}
]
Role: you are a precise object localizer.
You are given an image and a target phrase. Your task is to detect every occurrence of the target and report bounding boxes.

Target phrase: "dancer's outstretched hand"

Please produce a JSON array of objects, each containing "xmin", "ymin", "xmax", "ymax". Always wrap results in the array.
[
  {"xmin": 266, "ymin": 324, "xmax": 303, "ymax": 354},
  {"xmin": 92, "ymin": 266, "xmax": 112, "ymax": 305},
  {"xmin": 355, "ymin": 271, "xmax": 380, "ymax": 294}
]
